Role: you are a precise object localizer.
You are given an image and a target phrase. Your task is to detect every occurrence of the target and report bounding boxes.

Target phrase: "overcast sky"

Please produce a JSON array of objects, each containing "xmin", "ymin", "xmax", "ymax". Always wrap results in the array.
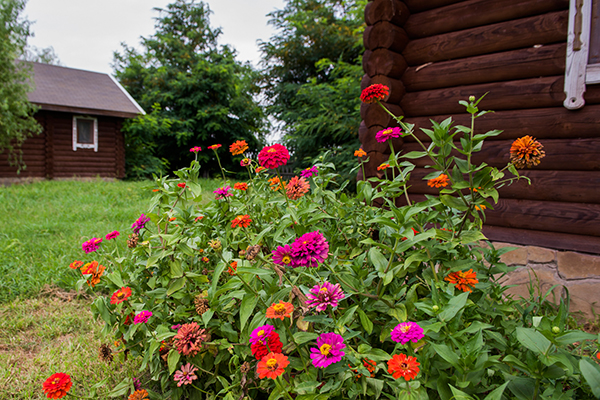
[{"xmin": 23, "ymin": 0, "xmax": 286, "ymax": 74}]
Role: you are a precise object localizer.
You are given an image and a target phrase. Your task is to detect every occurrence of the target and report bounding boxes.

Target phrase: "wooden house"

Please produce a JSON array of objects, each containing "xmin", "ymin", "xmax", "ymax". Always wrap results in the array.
[
  {"xmin": 0, "ymin": 62, "xmax": 144, "ymax": 180},
  {"xmin": 360, "ymin": 0, "xmax": 600, "ymax": 254}
]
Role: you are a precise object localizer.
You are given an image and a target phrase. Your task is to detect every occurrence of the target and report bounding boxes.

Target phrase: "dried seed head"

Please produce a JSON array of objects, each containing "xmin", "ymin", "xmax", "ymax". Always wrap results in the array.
[
  {"xmin": 208, "ymin": 239, "xmax": 222, "ymax": 251},
  {"xmin": 245, "ymin": 245, "xmax": 261, "ymax": 261},
  {"xmin": 127, "ymin": 233, "xmax": 139, "ymax": 249},
  {"xmin": 194, "ymin": 295, "xmax": 210, "ymax": 315},
  {"xmin": 240, "ymin": 361, "xmax": 251, "ymax": 374},
  {"xmin": 99, "ymin": 343, "xmax": 113, "ymax": 363}
]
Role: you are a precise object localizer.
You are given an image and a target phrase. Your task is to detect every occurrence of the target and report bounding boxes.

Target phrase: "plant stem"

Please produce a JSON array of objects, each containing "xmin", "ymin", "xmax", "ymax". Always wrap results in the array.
[{"xmin": 282, "ymin": 320, "xmax": 309, "ymax": 374}]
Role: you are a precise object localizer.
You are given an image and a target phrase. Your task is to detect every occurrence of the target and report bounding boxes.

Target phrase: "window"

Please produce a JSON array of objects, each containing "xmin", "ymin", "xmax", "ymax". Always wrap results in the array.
[
  {"xmin": 564, "ymin": 0, "xmax": 600, "ymax": 109},
  {"xmin": 72, "ymin": 116, "xmax": 98, "ymax": 152}
]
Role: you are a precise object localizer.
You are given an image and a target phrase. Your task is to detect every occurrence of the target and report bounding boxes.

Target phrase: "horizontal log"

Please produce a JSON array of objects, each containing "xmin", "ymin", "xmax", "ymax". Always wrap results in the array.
[
  {"xmin": 404, "ymin": 0, "xmax": 568, "ymax": 39},
  {"xmin": 359, "ymin": 122, "xmax": 404, "ymax": 154},
  {"xmin": 364, "ymin": 22, "xmax": 409, "ymax": 52},
  {"xmin": 401, "ymin": 105, "xmax": 600, "ymax": 142},
  {"xmin": 403, "ymin": 11, "xmax": 568, "ymax": 65},
  {"xmin": 360, "ymin": 102, "xmax": 404, "ymax": 128},
  {"xmin": 362, "ymin": 150, "xmax": 392, "ymax": 179},
  {"xmin": 365, "ymin": 0, "xmax": 410, "ymax": 26},
  {"xmin": 585, "ymin": 84, "xmax": 600, "ymax": 105},
  {"xmin": 363, "ymin": 49, "xmax": 407, "ymax": 78},
  {"xmin": 402, "ymin": 138, "xmax": 600, "ymax": 170},
  {"xmin": 402, "ymin": 43, "xmax": 566, "ymax": 92},
  {"xmin": 482, "ymin": 225, "xmax": 600, "ymax": 254},
  {"xmin": 361, "ymin": 74, "xmax": 405, "ymax": 104},
  {"xmin": 401, "ymin": 76, "xmax": 565, "ymax": 117},
  {"xmin": 407, "ymin": 168, "xmax": 600, "ymax": 204},
  {"xmin": 403, "ymin": 0, "xmax": 466, "ymax": 13}
]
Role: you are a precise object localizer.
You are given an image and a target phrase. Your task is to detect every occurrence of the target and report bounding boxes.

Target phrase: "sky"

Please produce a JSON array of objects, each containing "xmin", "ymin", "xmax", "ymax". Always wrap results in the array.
[{"xmin": 23, "ymin": 0, "xmax": 286, "ymax": 75}]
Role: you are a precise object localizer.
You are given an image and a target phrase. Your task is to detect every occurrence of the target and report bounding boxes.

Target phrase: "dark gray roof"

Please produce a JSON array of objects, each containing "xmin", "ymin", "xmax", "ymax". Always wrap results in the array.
[{"xmin": 25, "ymin": 62, "xmax": 145, "ymax": 118}]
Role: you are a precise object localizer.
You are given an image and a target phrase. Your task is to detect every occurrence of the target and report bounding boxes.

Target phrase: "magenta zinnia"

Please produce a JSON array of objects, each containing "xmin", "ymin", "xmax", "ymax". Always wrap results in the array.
[
  {"xmin": 285, "ymin": 176, "xmax": 310, "ymax": 200},
  {"xmin": 306, "ymin": 281, "xmax": 345, "ymax": 312},
  {"xmin": 391, "ymin": 322, "xmax": 424, "ymax": 345},
  {"xmin": 173, "ymin": 363, "xmax": 198, "ymax": 387},
  {"xmin": 213, "ymin": 185, "xmax": 233, "ymax": 200},
  {"xmin": 290, "ymin": 230, "xmax": 329, "ymax": 268},
  {"xmin": 174, "ymin": 322, "xmax": 209, "ymax": 357},
  {"xmin": 300, "ymin": 165, "xmax": 318, "ymax": 178},
  {"xmin": 105, "ymin": 230, "xmax": 120, "ymax": 241},
  {"xmin": 250, "ymin": 325, "xmax": 275, "ymax": 345},
  {"xmin": 133, "ymin": 310, "xmax": 152, "ymax": 324},
  {"xmin": 310, "ymin": 333, "xmax": 346, "ymax": 368},
  {"xmin": 189, "ymin": 146, "xmax": 202, "ymax": 153},
  {"xmin": 375, "ymin": 127, "xmax": 402, "ymax": 143},
  {"xmin": 82, "ymin": 237, "xmax": 102, "ymax": 253},
  {"xmin": 132, "ymin": 214, "xmax": 150, "ymax": 234},
  {"xmin": 272, "ymin": 244, "xmax": 294, "ymax": 267},
  {"xmin": 258, "ymin": 144, "xmax": 290, "ymax": 169}
]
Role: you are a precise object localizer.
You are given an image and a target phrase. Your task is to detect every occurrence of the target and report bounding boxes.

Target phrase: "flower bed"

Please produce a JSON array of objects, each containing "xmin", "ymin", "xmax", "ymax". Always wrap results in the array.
[{"xmin": 45, "ymin": 96, "xmax": 600, "ymax": 399}]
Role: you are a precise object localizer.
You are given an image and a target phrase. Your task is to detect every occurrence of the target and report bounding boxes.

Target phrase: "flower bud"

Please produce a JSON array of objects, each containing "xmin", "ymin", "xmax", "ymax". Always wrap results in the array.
[
  {"xmin": 552, "ymin": 326, "xmax": 560, "ymax": 334},
  {"xmin": 469, "ymin": 95, "xmax": 475, "ymax": 102},
  {"xmin": 208, "ymin": 239, "xmax": 222, "ymax": 251},
  {"xmin": 432, "ymin": 305, "xmax": 439, "ymax": 312}
]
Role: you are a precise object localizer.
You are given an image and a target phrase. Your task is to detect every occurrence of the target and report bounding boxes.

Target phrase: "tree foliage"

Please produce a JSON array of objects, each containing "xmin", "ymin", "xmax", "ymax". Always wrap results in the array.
[
  {"xmin": 0, "ymin": 0, "xmax": 41, "ymax": 167},
  {"xmin": 114, "ymin": 0, "xmax": 266, "ymax": 179}
]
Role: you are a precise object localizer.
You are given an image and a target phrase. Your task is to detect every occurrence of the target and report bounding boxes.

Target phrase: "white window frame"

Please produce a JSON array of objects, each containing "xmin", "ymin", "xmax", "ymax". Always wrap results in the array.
[
  {"xmin": 564, "ymin": 0, "xmax": 600, "ymax": 109},
  {"xmin": 72, "ymin": 116, "xmax": 98, "ymax": 152}
]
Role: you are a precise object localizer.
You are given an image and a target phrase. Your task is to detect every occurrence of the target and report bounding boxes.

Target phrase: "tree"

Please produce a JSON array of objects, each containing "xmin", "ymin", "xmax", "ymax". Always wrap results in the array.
[
  {"xmin": 259, "ymin": 0, "xmax": 366, "ymax": 181},
  {"xmin": 23, "ymin": 45, "xmax": 61, "ymax": 65},
  {"xmin": 0, "ymin": 0, "xmax": 42, "ymax": 167},
  {"xmin": 113, "ymin": 0, "xmax": 266, "ymax": 179}
]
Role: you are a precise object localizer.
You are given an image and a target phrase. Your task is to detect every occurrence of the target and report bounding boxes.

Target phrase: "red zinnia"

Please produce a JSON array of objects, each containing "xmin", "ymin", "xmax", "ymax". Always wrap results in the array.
[
  {"xmin": 388, "ymin": 354, "xmax": 420, "ymax": 381},
  {"xmin": 110, "ymin": 287, "xmax": 132, "ymax": 304},
  {"xmin": 234, "ymin": 182, "xmax": 248, "ymax": 191},
  {"xmin": 360, "ymin": 84, "xmax": 389, "ymax": 103},
  {"xmin": 177, "ymin": 183, "xmax": 186, "ymax": 188},
  {"xmin": 257, "ymin": 352, "xmax": 289, "ymax": 379},
  {"xmin": 258, "ymin": 144, "xmax": 290, "ymax": 169},
  {"xmin": 208, "ymin": 144, "xmax": 221, "ymax": 150},
  {"xmin": 69, "ymin": 260, "xmax": 83, "ymax": 269},
  {"xmin": 251, "ymin": 331, "xmax": 284, "ymax": 360},
  {"xmin": 231, "ymin": 215, "xmax": 252, "ymax": 228},
  {"xmin": 43, "ymin": 373, "xmax": 72, "ymax": 399}
]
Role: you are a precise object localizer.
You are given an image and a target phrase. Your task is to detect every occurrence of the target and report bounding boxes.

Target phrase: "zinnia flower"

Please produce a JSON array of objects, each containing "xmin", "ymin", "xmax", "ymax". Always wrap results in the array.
[
  {"xmin": 257, "ymin": 352, "xmax": 289, "ymax": 379},
  {"xmin": 43, "ymin": 373, "xmax": 72, "ymax": 399},
  {"xmin": 377, "ymin": 163, "xmax": 390, "ymax": 171},
  {"xmin": 189, "ymin": 146, "xmax": 202, "ymax": 153},
  {"xmin": 306, "ymin": 281, "xmax": 345, "ymax": 312},
  {"xmin": 234, "ymin": 182, "xmax": 248, "ymax": 191},
  {"xmin": 173, "ymin": 363, "xmax": 198, "ymax": 387},
  {"xmin": 110, "ymin": 287, "xmax": 132, "ymax": 304},
  {"xmin": 272, "ymin": 244, "xmax": 294, "ymax": 267},
  {"xmin": 133, "ymin": 310, "xmax": 152, "ymax": 324},
  {"xmin": 69, "ymin": 260, "xmax": 83, "ymax": 269},
  {"xmin": 250, "ymin": 325, "xmax": 275, "ymax": 345},
  {"xmin": 177, "ymin": 182, "xmax": 186, "ymax": 188},
  {"xmin": 258, "ymin": 144, "xmax": 290, "ymax": 169},
  {"xmin": 82, "ymin": 237, "xmax": 102, "ymax": 253},
  {"xmin": 213, "ymin": 185, "xmax": 232, "ymax": 200},
  {"xmin": 240, "ymin": 158, "xmax": 251, "ymax": 167},
  {"xmin": 228, "ymin": 261, "xmax": 237, "ymax": 275},
  {"xmin": 445, "ymin": 269, "xmax": 479, "ymax": 292},
  {"xmin": 375, "ymin": 127, "xmax": 402, "ymax": 143},
  {"xmin": 360, "ymin": 84, "xmax": 389, "ymax": 103},
  {"xmin": 255, "ymin": 166, "xmax": 266, "ymax": 173},
  {"xmin": 388, "ymin": 354, "xmax": 420, "ymax": 381},
  {"xmin": 231, "ymin": 215, "xmax": 252, "ymax": 228},
  {"xmin": 310, "ymin": 333, "xmax": 346, "ymax": 368},
  {"xmin": 132, "ymin": 214, "xmax": 150, "ymax": 234},
  {"xmin": 80, "ymin": 261, "xmax": 105, "ymax": 287},
  {"xmin": 128, "ymin": 389, "xmax": 149, "ymax": 400},
  {"xmin": 285, "ymin": 176, "xmax": 310, "ymax": 200},
  {"xmin": 300, "ymin": 165, "xmax": 318, "ymax": 178},
  {"xmin": 391, "ymin": 322, "xmax": 424, "ymax": 345},
  {"xmin": 174, "ymin": 322, "xmax": 209, "ymax": 356},
  {"xmin": 354, "ymin": 148, "xmax": 367, "ymax": 157},
  {"xmin": 230, "ymin": 140, "xmax": 249, "ymax": 155},
  {"xmin": 266, "ymin": 301, "xmax": 294, "ymax": 320},
  {"xmin": 208, "ymin": 144, "xmax": 221, "ymax": 150},
  {"xmin": 427, "ymin": 173, "xmax": 450, "ymax": 188},
  {"xmin": 510, "ymin": 135, "xmax": 545, "ymax": 168},
  {"xmin": 290, "ymin": 230, "xmax": 329, "ymax": 268},
  {"xmin": 105, "ymin": 231, "xmax": 120, "ymax": 240},
  {"xmin": 251, "ymin": 331, "xmax": 283, "ymax": 360},
  {"xmin": 269, "ymin": 176, "xmax": 283, "ymax": 191}
]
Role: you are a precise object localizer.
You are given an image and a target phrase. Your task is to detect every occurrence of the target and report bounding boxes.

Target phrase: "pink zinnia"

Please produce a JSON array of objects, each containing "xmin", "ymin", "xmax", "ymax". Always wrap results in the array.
[
  {"xmin": 290, "ymin": 230, "xmax": 329, "ymax": 268},
  {"xmin": 240, "ymin": 158, "xmax": 251, "ymax": 167},
  {"xmin": 375, "ymin": 127, "xmax": 402, "ymax": 143},
  {"xmin": 213, "ymin": 185, "xmax": 233, "ymax": 200},
  {"xmin": 250, "ymin": 325, "xmax": 275, "ymax": 345},
  {"xmin": 310, "ymin": 333, "xmax": 345, "ymax": 368},
  {"xmin": 105, "ymin": 231, "xmax": 120, "ymax": 241},
  {"xmin": 391, "ymin": 322, "xmax": 424, "ymax": 345},
  {"xmin": 173, "ymin": 363, "xmax": 198, "ymax": 387},
  {"xmin": 258, "ymin": 144, "xmax": 290, "ymax": 169},
  {"xmin": 174, "ymin": 322, "xmax": 209, "ymax": 356},
  {"xmin": 132, "ymin": 214, "xmax": 150, "ymax": 234},
  {"xmin": 306, "ymin": 281, "xmax": 345, "ymax": 312},
  {"xmin": 189, "ymin": 146, "xmax": 202, "ymax": 153},
  {"xmin": 133, "ymin": 310, "xmax": 152, "ymax": 324},
  {"xmin": 300, "ymin": 165, "xmax": 318, "ymax": 178},
  {"xmin": 82, "ymin": 237, "xmax": 102, "ymax": 253},
  {"xmin": 272, "ymin": 244, "xmax": 294, "ymax": 267}
]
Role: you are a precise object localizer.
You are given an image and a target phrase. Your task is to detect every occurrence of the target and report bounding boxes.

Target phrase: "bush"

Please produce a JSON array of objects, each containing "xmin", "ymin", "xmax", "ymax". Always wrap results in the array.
[{"xmin": 58, "ymin": 96, "xmax": 600, "ymax": 400}]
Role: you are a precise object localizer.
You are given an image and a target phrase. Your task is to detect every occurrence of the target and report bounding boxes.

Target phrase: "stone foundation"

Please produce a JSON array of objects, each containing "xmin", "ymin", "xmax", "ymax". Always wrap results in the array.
[{"xmin": 492, "ymin": 242, "xmax": 600, "ymax": 320}]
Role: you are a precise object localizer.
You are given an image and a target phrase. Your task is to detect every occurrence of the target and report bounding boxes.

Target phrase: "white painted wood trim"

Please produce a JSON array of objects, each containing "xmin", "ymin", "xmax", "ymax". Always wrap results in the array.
[
  {"xmin": 564, "ymin": 0, "xmax": 592, "ymax": 109},
  {"xmin": 586, "ymin": 63, "xmax": 600, "ymax": 84},
  {"xmin": 72, "ymin": 116, "xmax": 99, "ymax": 152}
]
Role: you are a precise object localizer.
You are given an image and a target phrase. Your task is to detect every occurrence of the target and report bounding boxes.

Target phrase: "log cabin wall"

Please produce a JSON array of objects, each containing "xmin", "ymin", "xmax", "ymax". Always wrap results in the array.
[
  {"xmin": 360, "ymin": 0, "xmax": 600, "ymax": 254},
  {"xmin": 0, "ymin": 110, "xmax": 126, "ymax": 180}
]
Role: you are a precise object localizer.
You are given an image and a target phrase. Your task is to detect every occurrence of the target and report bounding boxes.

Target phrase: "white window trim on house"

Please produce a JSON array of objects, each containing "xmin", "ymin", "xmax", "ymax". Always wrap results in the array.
[
  {"xmin": 564, "ymin": 0, "xmax": 599, "ymax": 109},
  {"xmin": 72, "ymin": 116, "xmax": 98, "ymax": 152}
]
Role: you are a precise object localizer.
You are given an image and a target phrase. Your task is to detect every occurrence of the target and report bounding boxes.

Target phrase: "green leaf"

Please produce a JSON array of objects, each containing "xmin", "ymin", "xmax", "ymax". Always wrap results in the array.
[
  {"xmin": 293, "ymin": 332, "xmax": 319, "ymax": 345},
  {"xmin": 167, "ymin": 349, "xmax": 180, "ymax": 374},
  {"xmin": 357, "ymin": 309, "xmax": 373, "ymax": 335},
  {"xmin": 105, "ymin": 271, "xmax": 124, "ymax": 288},
  {"xmin": 369, "ymin": 248, "xmax": 389, "ymax": 273},
  {"xmin": 431, "ymin": 343, "xmax": 461, "ymax": 369},
  {"xmin": 337, "ymin": 305, "xmax": 358, "ymax": 329},
  {"xmin": 515, "ymin": 327, "xmax": 552, "ymax": 355},
  {"xmin": 366, "ymin": 378, "xmax": 384, "ymax": 399},
  {"xmin": 402, "ymin": 151, "xmax": 428, "ymax": 159},
  {"xmin": 482, "ymin": 382, "xmax": 508, "ymax": 400},
  {"xmin": 448, "ymin": 385, "xmax": 475, "ymax": 399},
  {"xmin": 166, "ymin": 276, "xmax": 186, "ymax": 296},
  {"xmin": 580, "ymin": 358, "xmax": 600, "ymax": 397},
  {"xmin": 508, "ymin": 377, "xmax": 536, "ymax": 400},
  {"xmin": 239, "ymin": 293, "xmax": 259, "ymax": 331},
  {"xmin": 388, "ymin": 304, "xmax": 407, "ymax": 322},
  {"xmin": 555, "ymin": 331, "xmax": 597, "ymax": 346},
  {"xmin": 459, "ymin": 230, "xmax": 487, "ymax": 244},
  {"xmin": 440, "ymin": 195, "xmax": 469, "ymax": 211},
  {"xmin": 237, "ymin": 266, "xmax": 274, "ymax": 277},
  {"xmin": 438, "ymin": 291, "xmax": 469, "ymax": 322}
]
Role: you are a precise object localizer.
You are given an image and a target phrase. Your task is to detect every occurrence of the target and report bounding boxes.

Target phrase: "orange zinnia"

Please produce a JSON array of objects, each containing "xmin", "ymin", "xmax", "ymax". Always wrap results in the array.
[
  {"xmin": 269, "ymin": 176, "xmax": 283, "ymax": 191},
  {"xmin": 266, "ymin": 301, "xmax": 294, "ymax": 320},
  {"xmin": 256, "ymin": 166, "xmax": 266, "ymax": 173},
  {"xmin": 228, "ymin": 261, "xmax": 237, "ymax": 276},
  {"xmin": 354, "ymin": 148, "xmax": 367, "ymax": 157},
  {"xmin": 510, "ymin": 135, "xmax": 545, "ymax": 169},
  {"xmin": 445, "ymin": 269, "xmax": 479, "ymax": 292},
  {"xmin": 110, "ymin": 287, "xmax": 132, "ymax": 304},
  {"xmin": 234, "ymin": 182, "xmax": 248, "ymax": 191},
  {"xmin": 388, "ymin": 354, "xmax": 420, "ymax": 381},
  {"xmin": 128, "ymin": 389, "xmax": 149, "ymax": 400},
  {"xmin": 377, "ymin": 163, "xmax": 390, "ymax": 171},
  {"xmin": 230, "ymin": 140, "xmax": 249, "ymax": 155},
  {"xmin": 69, "ymin": 260, "xmax": 83, "ymax": 269},
  {"xmin": 80, "ymin": 261, "xmax": 105, "ymax": 287},
  {"xmin": 427, "ymin": 173, "xmax": 450, "ymax": 188},
  {"xmin": 257, "ymin": 352, "xmax": 289, "ymax": 379},
  {"xmin": 231, "ymin": 215, "xmax": 252, "ymax": 228}
]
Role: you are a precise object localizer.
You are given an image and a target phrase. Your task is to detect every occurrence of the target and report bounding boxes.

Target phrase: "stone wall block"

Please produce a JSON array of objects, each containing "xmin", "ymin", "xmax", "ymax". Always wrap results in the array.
[
  {"xmin": 564, "ymin": 280, "xmax": 600, "ymax": 319},
  {"xmin": 527, "ymin": 246, "xmax": 556, "ymax": 264},
  {"xmin": 495, "ymin": 242, "xmax": 528, "ymax": 266},
  {"xmin": 497, "ymin": 265, "xmax": 565, "ymax": 301},
  {"xmin": 557, "ymin": 251, "xmax": 600, "ymax": 280}
]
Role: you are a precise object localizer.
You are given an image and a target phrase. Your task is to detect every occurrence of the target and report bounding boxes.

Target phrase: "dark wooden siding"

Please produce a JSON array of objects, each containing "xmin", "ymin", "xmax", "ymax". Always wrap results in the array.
[
  {"xmin": 361, "ymin": 0, "xmax": 600, "ymax": 254},
  {"xmin": 0, "ymin": 113, "xmax": 47, "ymax": 177}
]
